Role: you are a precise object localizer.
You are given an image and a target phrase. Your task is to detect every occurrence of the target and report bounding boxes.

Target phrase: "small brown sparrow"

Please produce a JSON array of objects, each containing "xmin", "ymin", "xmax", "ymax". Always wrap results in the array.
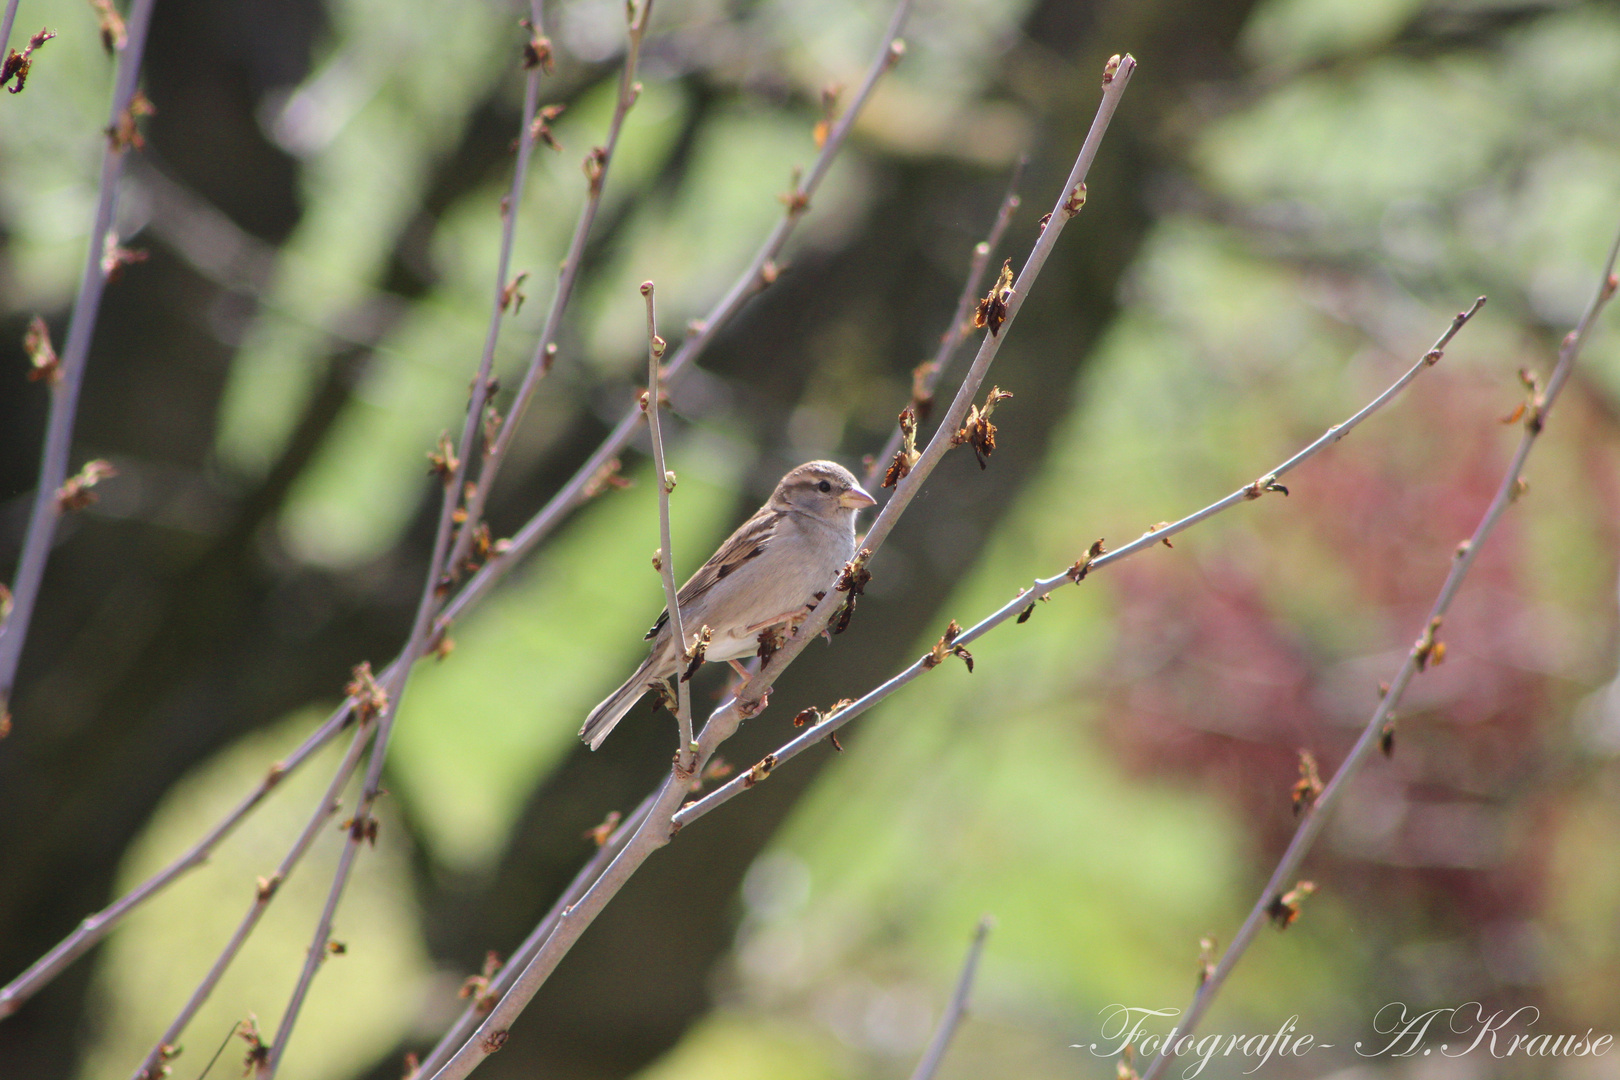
[{"xmin": 580, "ymin": 460, "xmax": 876, "ymax": 749}]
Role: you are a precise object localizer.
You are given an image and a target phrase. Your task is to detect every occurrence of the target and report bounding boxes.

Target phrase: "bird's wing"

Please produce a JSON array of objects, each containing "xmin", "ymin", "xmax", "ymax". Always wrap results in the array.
[{"xmin": 644, "ymin": 507, "xmax": 778, "ymax": 640}]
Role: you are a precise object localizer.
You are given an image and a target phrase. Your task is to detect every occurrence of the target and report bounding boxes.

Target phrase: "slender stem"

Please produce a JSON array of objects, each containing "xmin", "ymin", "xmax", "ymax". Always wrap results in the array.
[
  {"xmin": 445, "ymin": 0, "xmax": 654, "ymax": 580},
  {"xmin": 0, "ymin": 702, "xmax": 354, "ymax": 1019},
  {"xmin": 411, "ymin": 790, "xmax": 658, "ymax": 1077},
  {"xmin": 1137, "ymin": 232, "xmax": 1619, "ymax": 1080},
  {"xmin": 0, "ymin": 0, "xmax": 20, "ymax": 68},
  {"xmin": 719, "ymin": 56, "xmax": 1136, "ymax": 726},
  {"xmin": 425, "ymin": 51, "xmax": 1132, "ymax": 1080},
  {"xmin": 866, "ymin": 164, "xmax": 1023, "ymax": 492},
  {"xmin": 434, "ymin": 0, "xmax": 916, "ymax": 636},
  {"xmin": 0, "ymin": 0, "xmax": 900, "ymax": 1010},
  {"xmin": 263, "ymin": 16, "xmax": 552, "ymax": 1072},
  {"xmin": 129, "ymin": 720, "xmax": 375, "ymax": 1080},
  {"xmin": 642, "ymin": 281, "xmax": 694, "ymax": 766},
  {"xmin": 909, "ymin": 916, "xmax": 993, "ymax": 1080},
  {"xmin": 0, "ymin": 0, "xmax": 157, "ymax": 714},
  {"xmin": 674, "ymin": 296, "xmax": 1484, "ymax": 827}
]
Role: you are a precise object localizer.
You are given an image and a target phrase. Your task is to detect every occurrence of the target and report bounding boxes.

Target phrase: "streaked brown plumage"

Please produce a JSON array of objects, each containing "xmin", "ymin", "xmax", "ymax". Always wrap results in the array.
[{"xmin": 579, "ymin": 460, "xmax": 875, "ymax": 749}]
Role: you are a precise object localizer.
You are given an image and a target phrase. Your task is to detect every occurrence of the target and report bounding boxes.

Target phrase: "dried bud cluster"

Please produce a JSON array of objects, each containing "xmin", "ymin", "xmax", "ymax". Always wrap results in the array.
[
  {"xmin": 23, "ymin": 316, "xmax": 58, "ymax": 384},
  {"xmin": 923, "ymin": 619, "xmax": 974, "ymax": 672},
  {"xmin": 1, "ymin": 27, "xmax": 56, "ymax": 95},
  {"xmin": 952, "ymin": 386, "xmax": 1014, "ymax": 468},
  {"xmin": 1265, "ymin": 880, "xmax": 1316, "ymax": 929},
  {"xmin": 1290, "ymin": 750, "xmax": 1323, "ymax": 816},
  {"xmin": 584, "ymin": 457, "xmax": 632, "ymax": 499},
  {"xmin": 56, "ymin": 460, "xmax": 116, "ymax": 512},
  {"xmin": 882, "ymin": 408, "xmax": 921, "ymax": 488},
  {"xmin": 832, "ymin": 548, "xmax": 872, "ymax": 634},
  {"xmin": 1068, "ymin": 538, "xmax": 1107, "ymax": 582},
  {"xmin": 973, "ymin": 259, "xmax": 1015, "ymax": 336},
  {"xmin": 107, "ymin": 90, "xmax": 154, "ymax": 152},
  {"xmin": 520, "ymin": 18, "xmax": 554, "ymax": 72},
  {"xmin": 680, "ymin": 625, "xmax": 713, "ymax": 682},
  {"xmin": 345, "ymin": 661, "xmax": 389, "ymax": 724},
  {"xmin": 459, "ymin": 951, "xmax": 504, "ymax": 1015}
]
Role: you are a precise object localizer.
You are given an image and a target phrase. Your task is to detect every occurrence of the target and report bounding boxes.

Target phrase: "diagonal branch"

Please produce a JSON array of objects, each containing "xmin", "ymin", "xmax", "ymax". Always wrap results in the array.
[
  {"xmin": 426, "ymin": 52, "xmax": 1137, "ymax": 1080},
  {"xmin": 261, "ymin": 9, "xmax": 553, "ymax": 1072},
  {"xmin": 411, "ymin": 790, "xmax": 660, "ymax": 1077},
  {"xmin": 673, "ymin": 297, "xmax": 1485, "ymax": 827},
  {"xmin": 865, "ymin": 163, "xmax": 1023, "ymax": 492},
  {"xmin": 0, "ymin": 0, "xmax": 157, "ymax": 722},
  {"xmin": 0, "ymin": 0, "xmax": 908, "ymax": 1014},
  {"xmin": 1136, "ymin": 230, "xmax": 1620, "ymax": 1080},
  {"xmin": 129, "ymin": 716, "xmax": 377, "ymax": 1080},
  {"xmin": 641, "ymin": 280, "xmax": 696, "ymax": 766},
  {"xmin": 432, "ymin": 0, "xmax": 917, "ymax": 637},
  {"xmin": 909, "ymin": 916, "xmax": 993, "ymax": 1080},
  {"xmin": 0, "ymin": 701, "xmax": 354, "ymax": 1019}
]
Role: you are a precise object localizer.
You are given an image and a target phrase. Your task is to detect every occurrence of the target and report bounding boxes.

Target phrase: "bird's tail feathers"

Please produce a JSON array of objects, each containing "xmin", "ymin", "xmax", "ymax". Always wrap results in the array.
[{"xmin": 580, "ymin": 660, "xmax": 660, "ymax": 750}]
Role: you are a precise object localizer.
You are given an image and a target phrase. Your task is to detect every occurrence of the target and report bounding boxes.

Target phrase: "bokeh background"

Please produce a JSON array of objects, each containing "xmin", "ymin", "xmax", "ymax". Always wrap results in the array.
[{"xmin": 3, "ymin": 0, "xmax": 1620, "ymax": 1077}]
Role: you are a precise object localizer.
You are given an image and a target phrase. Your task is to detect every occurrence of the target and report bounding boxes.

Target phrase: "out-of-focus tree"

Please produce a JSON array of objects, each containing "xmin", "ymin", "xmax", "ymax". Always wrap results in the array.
[{"xmin": 1, "ymin": 0, "xmax": 1617, "ymax": 1078}]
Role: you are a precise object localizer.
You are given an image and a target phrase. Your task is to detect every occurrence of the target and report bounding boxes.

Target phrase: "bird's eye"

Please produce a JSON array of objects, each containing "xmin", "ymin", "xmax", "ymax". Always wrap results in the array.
[{"xmin": 817, "ymin": 480, "xmax": 832, "ymax": 493}]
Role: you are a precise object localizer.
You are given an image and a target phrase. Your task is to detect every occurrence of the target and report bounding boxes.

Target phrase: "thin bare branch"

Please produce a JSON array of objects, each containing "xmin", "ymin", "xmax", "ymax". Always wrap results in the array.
[
  {"xmin": 0, "ymin": 0, "xmax": 157, "ymax": 719},
  {"xmin": 0, "ymin": 0, "xmax": 899, "ymax": 1006},
  {"xmin": 262, "ymin": 12, "xmax": 554, "ymax": 1071},
  {"xmin": 0, "ymin": 0, "xmax": 21, "ymax": 77},
  {"xmin": 411, "ymin": 790, "xmax": 658, "ymax": 1077},
  {"xmin": 642, "ymin": 281, "xmax": 695, "ymax": 767},
  {"xmin": 129, "ymin": 720, "xmax": 375, "ymax": 1080},
  {"xmin": 866, "ymin": 163, "xmax": 1023, "ymax": 492},
  {"xmin": 433, "ymin": 0, "xmax": 917, "ymax": 637},
  {"xmin": 1137, "ymin": 233, "xmax": 1619, "ymax": 1080},
  {"xmin": 910, "ymin": 916, "xmax": 993, "ymax": 1080},
  {"xmin": 0, "ymin": 702, "xmax": 354, "ymax": 1019},
  {"xmin": 426, "ymin": 52, "xmax": 1135, "ymax": 1080},
  {"xmin": 674, "ymin": 296, "xmax": 1484, "ymax": 827},
  {"xmin": 446, "ymin": 0, "xmax": 655, "ymax": 580}
]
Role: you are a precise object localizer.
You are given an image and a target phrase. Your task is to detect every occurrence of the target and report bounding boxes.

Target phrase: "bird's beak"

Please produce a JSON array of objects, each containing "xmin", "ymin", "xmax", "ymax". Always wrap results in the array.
[{"xmin": 840, "ymin": 484, "xmax": 877, "ymax": 510}]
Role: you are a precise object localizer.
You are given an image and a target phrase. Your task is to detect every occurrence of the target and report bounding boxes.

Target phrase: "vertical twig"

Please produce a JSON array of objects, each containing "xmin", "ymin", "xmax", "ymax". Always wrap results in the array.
[
  {"xmin": 444, "ymin": 0, "xmax": 654, "ymax": 581},
  {"xmin": 261, "ymin": 8, "xmax": 554, "ymax": 1072},
  {"xmin": 909, "ymin": 916, "xmax": 993, "ymax": 1080},
  {"xmin": 641, "ymin": 281, "xmax": 694, "ymax": 768},
  {"xmin": 865, "ymin": 164, "xmax": 1023, "ymax": 493},
  {"xmin": 1137, "ymin": 230, "xmax": 1620, "ymax": 1080},
  {"xmin": 0, "ymin": 0, "xmax": 157, "ymax": 720}
]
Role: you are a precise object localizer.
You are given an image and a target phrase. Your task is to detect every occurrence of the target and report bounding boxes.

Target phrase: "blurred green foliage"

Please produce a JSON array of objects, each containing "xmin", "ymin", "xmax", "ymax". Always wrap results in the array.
[{"xmin": 2, "ymin": 0, "xmax": 1619, "ymax": 1076}]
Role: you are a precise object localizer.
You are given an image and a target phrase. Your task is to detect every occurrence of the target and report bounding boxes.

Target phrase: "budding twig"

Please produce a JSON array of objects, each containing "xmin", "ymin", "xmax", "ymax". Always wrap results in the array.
[
  {"xmin": 866, "ymin": 163, "xmax": 1024, "ymax": 491},
  {"xmin": 1136, "ymin": 229, "xmax": 1619, "ymax": 1080},
  {"xmin": 0, "ymin": 0, "xmax": 909, "ymax": 1019},
  {"xmin": 261, "ymin": 7, "xmax": 554, "ymax": 1073},
  {"xmin": 0, "ymin": 0, "xmax": 156, "ymax": 720},
  {"xmin": 425, "ymin": 46, "xmax": 1129, "ymax": 1080},
  {"xmin": 673, "ymin": 297, "xmax": 1483, "ymax": 827},
  {"xmin": 431, "ymin": 0, "xmax": 917, "ymax": 637},
  {"xmin": 445, "ymin": 0, "xmax": 655, "ymax": 581},
  {"xmin": 129, "ymin": 720, "xmax": 375, "ymax": 1080},
  {"xmin": 0, "ymin": 702, "xmax": 354, "ymax": 1019},
  {"xmin": 909, "ymin": 916, "xmax": 994, "ymax": 1080},
  {"xmin": 643, "ymin": 281, "xmax": 695, "ymax": 769}
]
